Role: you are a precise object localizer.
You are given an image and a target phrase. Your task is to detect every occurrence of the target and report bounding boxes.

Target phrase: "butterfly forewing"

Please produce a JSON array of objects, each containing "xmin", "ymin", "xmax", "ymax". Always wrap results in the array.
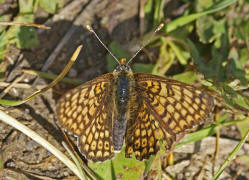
[
  {"xmin": 125, "ymin": 73, "xmax": 214, "ymax": 160},
  {"xmin": 56, "ymin": 73, "xmax": 115, "ymax": 162}
]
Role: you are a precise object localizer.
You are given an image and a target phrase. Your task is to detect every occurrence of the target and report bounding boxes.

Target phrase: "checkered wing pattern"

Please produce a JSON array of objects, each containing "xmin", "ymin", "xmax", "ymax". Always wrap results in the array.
[
  {"xmin": 125, "ymin": 73, "xmax": 214, "ymax": 160},
  {"xmin": 56, "ymin": 73, "xmax": 115, "ymax": 162}
]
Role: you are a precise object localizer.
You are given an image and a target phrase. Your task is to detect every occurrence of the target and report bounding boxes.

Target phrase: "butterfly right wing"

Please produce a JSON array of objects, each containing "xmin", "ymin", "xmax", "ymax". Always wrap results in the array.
[
  {"xmin": 125, "ymin": 73, "xmax": 214, "ymax": 160},
  {"xmin": 56, "ymin": 73, "xmax": 115, "ymax": 162}
]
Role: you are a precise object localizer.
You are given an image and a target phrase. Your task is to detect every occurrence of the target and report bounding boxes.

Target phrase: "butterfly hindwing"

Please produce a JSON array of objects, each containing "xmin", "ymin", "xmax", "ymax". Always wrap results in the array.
[{"xmin": 125, "ymin": 98, "xmax": 176, "ymax": 160}]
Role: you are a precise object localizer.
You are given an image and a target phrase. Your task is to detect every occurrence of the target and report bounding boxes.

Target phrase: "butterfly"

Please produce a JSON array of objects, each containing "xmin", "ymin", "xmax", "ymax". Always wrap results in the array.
[{"xmin": 56, "ymin": 56, "xmax": 215, "ymax": 162}]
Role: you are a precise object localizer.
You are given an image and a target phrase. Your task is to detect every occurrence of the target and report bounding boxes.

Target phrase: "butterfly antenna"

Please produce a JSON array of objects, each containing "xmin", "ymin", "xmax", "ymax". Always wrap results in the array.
[
  {"xmin": 127, "ymin": 23, "xmax": 164, "ymax": 65},
  {"xmin": 86, "ymin": 25, "xmax": 120, "ymax": 64}
]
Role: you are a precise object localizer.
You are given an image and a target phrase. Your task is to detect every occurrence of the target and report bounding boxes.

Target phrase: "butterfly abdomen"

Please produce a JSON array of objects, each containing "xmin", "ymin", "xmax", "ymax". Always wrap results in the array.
[{"xmin": 113, "ymin": 73, "xmax": 135, "ymax": 151}]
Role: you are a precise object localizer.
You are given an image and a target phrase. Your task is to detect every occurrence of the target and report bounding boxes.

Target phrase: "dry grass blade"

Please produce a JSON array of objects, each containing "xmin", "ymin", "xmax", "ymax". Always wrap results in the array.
[
  {"xmin": 0, "ymin": 45, "xmax": 82, "ymax": 106},
  {"xmin": 0, "ymin": 110, "xmax": 84, "ymax": 180},
  {"xmin": 0, "ymin": 21, "xmax": 50, "ymax": 29}
]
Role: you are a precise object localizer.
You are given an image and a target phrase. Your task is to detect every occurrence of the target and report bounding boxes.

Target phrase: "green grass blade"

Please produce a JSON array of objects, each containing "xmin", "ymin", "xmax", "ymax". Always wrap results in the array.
[
  {"xmin": 62, "ymin": 142, "xmax": 87, "ymax": 180},
  {"xmin": 0, "ymin": 99, "xmax": 25, "ymax": 106},
  {"xmin": 23, "ymin": 69, "xmax": 82, "ymax": 85},
  {"xmin": 213, "ymin": 129, "xmax": 249, "ymax": 179},
  {"xmin": 143, "ymin": 155, "xmax": 155, "ymax": 176},
  {"xmin": 165, "ymin": 0, "xmax": 238, "ymax": 33},
  {"xmin": 176, "ymin": 117, "xmax": 248, "ymax": 148}
]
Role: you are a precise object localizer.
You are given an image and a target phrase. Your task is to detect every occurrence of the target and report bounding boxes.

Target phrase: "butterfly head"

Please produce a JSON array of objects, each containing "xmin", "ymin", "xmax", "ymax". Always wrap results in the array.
[{"xmin": 113, "ymin": 58, "xmax": 133, "ymax": 75}]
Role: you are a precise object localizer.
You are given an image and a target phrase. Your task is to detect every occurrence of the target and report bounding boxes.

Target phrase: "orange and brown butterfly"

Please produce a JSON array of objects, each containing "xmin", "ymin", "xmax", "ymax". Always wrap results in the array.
[{"xmin": 56, "ymin": 25, "xmax": 215, "ymax": 162}]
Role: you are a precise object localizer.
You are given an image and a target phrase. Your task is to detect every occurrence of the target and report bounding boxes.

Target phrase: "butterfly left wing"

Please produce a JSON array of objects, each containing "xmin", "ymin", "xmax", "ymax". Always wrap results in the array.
[
  {"xmin": 56, "ymin": 73, "xmax": 115, "ymax": 162},
  {"xmin": 125, "ymin": 73, "xmax": 214, "ymax": 160}
]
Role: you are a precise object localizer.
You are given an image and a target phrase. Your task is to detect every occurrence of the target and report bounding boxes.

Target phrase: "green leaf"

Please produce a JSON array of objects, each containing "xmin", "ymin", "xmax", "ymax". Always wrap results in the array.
[
  {"xmin": 222, "ymin": 85, "xmax": 249, "ymax": 110},
  {"xmin": 187, "ymin": 39, "xmax": 209, "ymax": 75},
  {"xmin": 89, "ymin": 147, "xmax": 146, "ymax": 180},
  {"xmin": 221, "ymin": 84, "xmax": 249, "ymax": 112},
  {"xmin": 0, "ymin": 31, "xmax": 6, "ymax": 55},
  {"xmin": 152, "ymin": 38, "xmax": 175, "ymax": 75},
  {"xmin": 18, "ymin": 26, "xmax": 38, "ymax": 48},
  {"xmin": 153, "ymin": 0, "xmax": 164, "ymax": 27},
  {"xmin": 239, "ymin": 48, "xmax": 249, "ymax": 67},
  {"xmin": 0, "ymin": 14, "xmax": 38, "ymax": 49},
  {"xmin": 144, "ymin": 0, "xmax": 164, "ymax": 30},
  {"xmin": 236, "ymin": 94, "xmax": 249, "ymax": 111},
  {"xmin": 0, "ymin": 15, "xmax": 10, "ymax": 31},
  {"xmin": 143, "ymin": 155, "xmax": 155, "ymax": 176},
  {"xmin": 39, "ymin": 0, "xmax": 64, "ymax": 14},
  {"xmin": 246, "ymin": 74, "xmax": 249, "ymax": 81},
  {"xmin": 18, "ymin": 0, "xmax": 35, "ymax": 13},
  {"xmin": 168, "ymin": 41, "xmax": 189, "ymax": 65},
  {"xmin": 172, "ymin": 71, "xmax": 197, "ymax": 84},
  {"xmin": 228, "ymin": 49, "xmax": 248, "ymax": 85},
  {"xmin": 0, "ymin": 153, "xmax": 2, "ymax": 169},
  {"xmin": 195, "ymin": 0, "xmax": 214, "ymax": 10},
  {"xmin": 236, "ymin": 117, "xmax": 249, "ymax": 138},
  {"xmin": 196, "ymin": 16, "xmax": 216, "ymax": 43},
  {"xmin": 235, "ymin": 19, "xmax": 249, "ymax": 41}
]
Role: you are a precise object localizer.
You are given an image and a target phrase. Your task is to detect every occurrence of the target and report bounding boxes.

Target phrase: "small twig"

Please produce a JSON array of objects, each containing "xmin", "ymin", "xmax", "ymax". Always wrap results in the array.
[
  {"xmin": 20, "ymin": 155, "xmax": 55, "ymax": 168},
  {"xmin": 0, "ymin": 74, "xmax": 25, "ymax": 98},
  {"xmin": 5, "ymin": 53, "xmax": 24, "ymax": 82},
  {"xmin": 0, "ymin": 82, "xmax": 31, "ymax": 89},
  {"xmin": 0, "ymin": 21, "xmax": 50, "ymax": 29},
  {"xmin": 4, "ymin": 167, "xmax": 56, "ymax": 180}
]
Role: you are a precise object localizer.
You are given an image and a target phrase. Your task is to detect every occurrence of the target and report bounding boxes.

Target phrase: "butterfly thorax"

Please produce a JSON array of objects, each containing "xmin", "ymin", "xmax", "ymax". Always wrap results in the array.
[{"xmin": 112, "ymin": 62, "xmax": 136, "ymax": 151}]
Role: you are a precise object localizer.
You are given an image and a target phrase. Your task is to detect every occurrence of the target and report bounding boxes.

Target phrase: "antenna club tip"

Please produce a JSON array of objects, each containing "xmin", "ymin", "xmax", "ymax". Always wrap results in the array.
[
  {"xmin": 86, "ymin": 25, "xmax": 93, "ymax": 31},
  {"xmin": 159, "ymin": 23, "xmax": 164, "ymax": 28},
  {"xmin": 156, "ymin": 23, "xmax": 164, "ymax": 32}
]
